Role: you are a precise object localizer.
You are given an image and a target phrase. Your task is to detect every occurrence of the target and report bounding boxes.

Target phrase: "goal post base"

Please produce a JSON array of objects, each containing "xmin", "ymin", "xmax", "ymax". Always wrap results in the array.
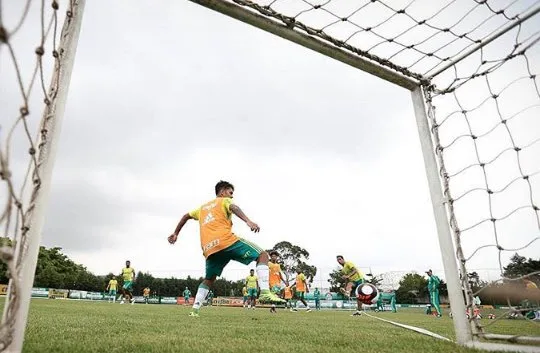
[{"xmin": 465, "ymin": 341, "xmax": 540, "ymax": 353}]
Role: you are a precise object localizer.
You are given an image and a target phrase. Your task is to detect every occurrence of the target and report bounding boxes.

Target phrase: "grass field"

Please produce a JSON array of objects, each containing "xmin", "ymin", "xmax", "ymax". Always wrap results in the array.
[{"xmin": 18, "ymin": 299, "xmax": 539, "ymax": 353}]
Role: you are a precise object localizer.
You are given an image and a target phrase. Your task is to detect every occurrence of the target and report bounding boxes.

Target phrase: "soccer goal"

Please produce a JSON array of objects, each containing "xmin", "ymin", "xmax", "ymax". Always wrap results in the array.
[
  {"xmin": 181, "ymin": 0, "xmax": 540, "ymax": 351},
  {"xmin": 0, "ymin": 1, "xmax": 85, "ymax": 352}
]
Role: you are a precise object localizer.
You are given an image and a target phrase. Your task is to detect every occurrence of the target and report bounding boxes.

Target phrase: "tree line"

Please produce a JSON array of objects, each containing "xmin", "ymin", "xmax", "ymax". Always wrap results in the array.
[{"xmin": 0, "ymin": 238, "xmax": 537, "ymax": 304}]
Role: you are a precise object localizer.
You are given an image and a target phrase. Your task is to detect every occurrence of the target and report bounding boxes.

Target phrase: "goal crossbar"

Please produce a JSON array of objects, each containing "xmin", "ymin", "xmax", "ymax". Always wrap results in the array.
[{"xmin": 187, "ymin": 0, "xmax": 420, "ymax": 90}]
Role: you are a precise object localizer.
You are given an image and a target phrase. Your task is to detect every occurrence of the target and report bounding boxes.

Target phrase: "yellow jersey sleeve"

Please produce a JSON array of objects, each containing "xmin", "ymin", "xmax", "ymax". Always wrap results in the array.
[
  {"xmin": 189, "ymin": 207, "xmax": 201, "ymax": 220},
  {"xmin": 222, "ymin": 197, "xmax": 233, "ymax": 218}
]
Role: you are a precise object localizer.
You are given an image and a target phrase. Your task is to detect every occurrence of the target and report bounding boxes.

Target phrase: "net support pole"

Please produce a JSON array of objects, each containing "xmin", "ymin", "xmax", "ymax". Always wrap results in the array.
[
  {"xmin": 410, "ymin": 86, "xmax": 472, "ymax": 345},
  {"xmin": 2, "ymin": 1, "xmax": 86, "ymax": 352}
]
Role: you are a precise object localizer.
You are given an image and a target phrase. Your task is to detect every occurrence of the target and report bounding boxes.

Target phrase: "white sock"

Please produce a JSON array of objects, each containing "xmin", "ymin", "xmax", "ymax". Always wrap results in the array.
[
  {"xmin": 193, "ymin": 285, "xmax": 209, "ymax": 310},
  {"xmin": 256, "ymin": 264, "xmax": 270, "ymax": 291}
]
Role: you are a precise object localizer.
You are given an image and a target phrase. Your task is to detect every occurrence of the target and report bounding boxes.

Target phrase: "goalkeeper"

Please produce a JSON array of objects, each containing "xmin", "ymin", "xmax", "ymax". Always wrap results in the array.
[{"xmin": 426, "ymin": 269, "xmax": 442, "ymax": 317}]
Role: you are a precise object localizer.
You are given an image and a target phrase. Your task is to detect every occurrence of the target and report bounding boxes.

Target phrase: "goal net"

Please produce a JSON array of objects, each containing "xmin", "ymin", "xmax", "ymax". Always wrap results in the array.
[
  {"xmin": 0, "ymin": 0, "xmax": 85, "ymax": 351},
  {"xmin": 186, "ymin": 0, "xmax": 540, "ymax": 351}
]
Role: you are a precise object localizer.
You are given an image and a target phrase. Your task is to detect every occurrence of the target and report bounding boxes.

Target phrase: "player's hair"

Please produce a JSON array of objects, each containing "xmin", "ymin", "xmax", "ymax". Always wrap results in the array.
[
  {"xmin": 269, "ymin": 250, "xmax": 279, "ymax": 257},
  {"xmin": 336, "ymin": 255, "xmax": 344, "ymax": 259},
  {"xmin": 215, "ymin": 180, "xmax": 234, "ymax": 196}
]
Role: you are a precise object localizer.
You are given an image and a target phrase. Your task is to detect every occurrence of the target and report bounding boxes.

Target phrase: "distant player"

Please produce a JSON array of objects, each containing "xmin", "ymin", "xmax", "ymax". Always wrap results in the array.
[
  {"xmin": 143, "ymin": 287, "xmax": 150, "ymax": 304},
  {"xmin": 293, "ymin": 269, "xmax": 311, "ymax": 312},
  {"xmin": 242, "ymin": 286, "xmax": 248, "ymax": 308},
  {"xmin": 283, "ymin": 284, "xmax": 293, "ymax": 311},
  {"xmin": 168, "ymin": 180, "xmax": 284, "ymax": 317},
  {"xmin": 336, "ymin": 255, "xmax": 365, "ymax": 316},
  {"xmin": 120, "ymin": 260, "xmax": 136, "ymax": 305},
  {"xmin": 246, "ymin": 269, "xmax": 259, "ymax": 309},
  {"xmin": 426, "ymin": 269, "xmax": 442, "ymax": 317},
  {"xmin": 314, "ymin": 287, "xmax": 321, "ymax": 311},
  {"xmin": 207, "ymin": 290, "xmax": 214, "ymax": 306},
  {"xmin": 183, "ymin": 287, "xmax": 192, "ymax": 305},
  {"xmin": 106, "ymin": 276, "xmax": 118, "ymax": 303},
  {"xmin": 269, "ymin": 251, "xmax": 286, "ymax": 294}
]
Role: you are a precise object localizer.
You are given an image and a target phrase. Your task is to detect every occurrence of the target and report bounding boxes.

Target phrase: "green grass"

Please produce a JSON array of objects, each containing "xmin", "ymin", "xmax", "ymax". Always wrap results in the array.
[{"xmin": 18, "ymin": 299, "xmax": 538, "ymax": 353}]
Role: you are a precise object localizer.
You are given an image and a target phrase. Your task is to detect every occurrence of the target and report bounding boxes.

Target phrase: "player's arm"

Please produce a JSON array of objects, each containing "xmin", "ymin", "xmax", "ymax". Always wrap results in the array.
[
  {"xmin": 229, "ymin": 204, "xmax": 260, "ymax": 233},
  {"xmin": 346, "ymin": 267, "xmax": 359, "ymax": 280},
  {"xmin": 279, "ymin": 272, "xmax": 286, "ymax": 285},
  {"xmin": 168, "ymin": 213, "xmax": 196, "ymax": 244}
]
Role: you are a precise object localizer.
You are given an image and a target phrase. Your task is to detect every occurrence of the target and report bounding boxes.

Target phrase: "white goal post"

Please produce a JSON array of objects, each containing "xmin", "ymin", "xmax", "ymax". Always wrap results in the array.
[{"xmin": 0, "ymin": 1, "xmax": 86, "ymax": 352}]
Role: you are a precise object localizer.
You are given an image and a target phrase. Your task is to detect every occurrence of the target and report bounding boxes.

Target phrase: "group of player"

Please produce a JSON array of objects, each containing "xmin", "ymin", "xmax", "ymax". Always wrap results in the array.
[
  {"xmin": 105, "ymin": 260, "xmax": 151, "ymax": 304},
  {"xmin": 166, "ymin": 180, "xmax": 377, "ymax": 317},
  {"xmin": 240, "ymin": 252, "xmax": 364, "ymax": 314},
  {"xmin": 240, "ymin": 251, "xmax": 313, "ymax": 312}
]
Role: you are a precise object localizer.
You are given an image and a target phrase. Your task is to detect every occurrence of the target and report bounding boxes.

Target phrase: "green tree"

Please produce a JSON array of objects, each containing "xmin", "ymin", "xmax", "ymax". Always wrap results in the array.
[
  {"xmin": 328, "ymin": 268, "xmax": 346, "ymax": 292},
  {"xmin": 395, "ymin": 272, "xmax": 428, "ymax": 304},
  {"xmin": 269, "ymin": 241, "xmax": 317, "ymax": 283},
  {"xmin": 503, "ymin": 253, "xmax": 540, "ymax": 284}
]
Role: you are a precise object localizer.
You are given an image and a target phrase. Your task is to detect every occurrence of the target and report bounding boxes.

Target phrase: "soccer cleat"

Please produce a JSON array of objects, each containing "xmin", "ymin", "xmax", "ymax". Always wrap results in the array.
[
  {"xmin": 189, "ymin": 309, "xmax": 200, "ymax": 317},
  {"xmin": 351, "ymin": 311, "xmax": 362, "ymax": 316},
  {"xmin": 306, "ymin": 308, "xmax": 312, "ymax": 312},
  {"xmin": 258, "ymin": 290, "xmax": 286, "ymax": 304}
]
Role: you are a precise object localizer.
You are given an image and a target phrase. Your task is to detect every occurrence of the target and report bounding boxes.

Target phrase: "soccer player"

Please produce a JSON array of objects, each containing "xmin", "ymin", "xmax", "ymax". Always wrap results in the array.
[
  {"xmin": 120, "ymin": 260, "xmax": 136, "ymax": 305},
  {"xmin": 207, "ymin": 290, "xmax": 214, "ymax": 306},
  {"xmin": 426, "ymin": 269, "xmax": 442, "ymax": 317},
  {"xmin": 336, "ymin": 255, "xmax": 365, "ymax": 316},
  {"xmin": 183, "ymin": 287, "xmax": 192, "ymax": 305},
  {"xmin": 245, "ymin": 269, "xmax": 259, "ymax": 309},
  {"xmin": 242, "ymin": 286, "xmax": 248, "ymax": 308},
  {"xmin": 283, "ymin": 284, "xmax": 294, "ymax": 311},
  {"xmin": 168, "ymin": 180, "xmax": 285, "ymax": 317},
  {"xmin": 143, "ymin": 287, "xmax": 151, "ymax": 304},
  {"xmin": 106, "ymin": 276, "xmax": 118, "ymax": 303},
  {"xmin": 293, "ymin": 269, "xmax": 311, "ymax": 312},
  {"xmin": 314, "ymin": 287, "xmax": 321, "ymax": 311},
  {"xmin": 269, "ymin": 251, "xmax": 285, "ymax": 294}
]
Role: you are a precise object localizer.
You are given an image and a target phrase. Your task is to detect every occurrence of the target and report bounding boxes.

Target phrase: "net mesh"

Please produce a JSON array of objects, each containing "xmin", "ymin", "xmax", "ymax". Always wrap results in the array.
[
  {"xmin": 0, "ymin": 0, "xmax": 78, "ymax": 349},
  {"xmin": 202, "ymin": 0, "xmax": 540, "ymax": 344}
]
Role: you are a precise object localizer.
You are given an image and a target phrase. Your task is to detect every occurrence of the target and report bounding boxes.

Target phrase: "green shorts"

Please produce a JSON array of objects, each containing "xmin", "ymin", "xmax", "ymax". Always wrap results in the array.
[
  {"xmin": 122, "ymin": 281, "xmax": 133, "ymax": 291},
  {"xmin": 243, "ymin": 296, "xmax": 248, "ymax": 302},
  {"xmin": 271, "ymin": 285, "xmax": 281, "ymax": 294},
  {"xmin": 109, "ymin": 290, "xmax": 117, "ymax": 296},
  {"xmin": 351, "ymin": 279, "xmax": 364, "ymax": 296},
  {"xmin": 205, "ymin": 238, "xmax": 262, "ymax": 279},
  {"xmin": 296, "ymin": 291, "xmax": 305, "ymax": 300},
  {"xmin": 247, "ymin": 288, "xmax": 258, "ymax": 297}
]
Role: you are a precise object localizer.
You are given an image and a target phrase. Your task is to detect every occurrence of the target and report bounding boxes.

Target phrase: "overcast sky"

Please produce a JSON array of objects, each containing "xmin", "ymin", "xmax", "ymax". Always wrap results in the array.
[{"xmin": 1, "ymin": 0, "xmax": 539, "ymax": 289}]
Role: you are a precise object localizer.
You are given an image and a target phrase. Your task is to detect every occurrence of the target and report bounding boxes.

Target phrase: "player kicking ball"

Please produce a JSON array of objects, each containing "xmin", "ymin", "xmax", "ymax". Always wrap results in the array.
[
  {"xmin": 168, "ymin": 180, "xmax": 285, "ymax": 317},
  {"xmin": 336, "ymin": 255, "xmax": 365, "ymax": 316}
]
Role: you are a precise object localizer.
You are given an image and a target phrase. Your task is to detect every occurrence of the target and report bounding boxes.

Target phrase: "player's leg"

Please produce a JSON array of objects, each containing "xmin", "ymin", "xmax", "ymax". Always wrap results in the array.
[
  {"xmin": 431, "ymin": 290, "xmax": 442, "ymax": 316},
  {"xmin": 299, "ymin": 292, "xmax": 311, "ymax": 311},
  {"xmin": 390, "ymin": 295, "xmax": 397, "ymax": 313},
  {"xmin": 351, "ymin": 281, "xmax": 362, "ymax": 316},
  {"xmin": 229, "ymin": 238, "xmax": 284, "ymax": 304},
  {"xmin": 190, "ymin": 253, "xmax": 229, "ymax": 316},
  {"xmin": 340, "ymin": 281, "xmax": 354, "ymax": 299},
  {"xmin": 120, "ymin": 286, "xmax": 127, "ymax": 304}
]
